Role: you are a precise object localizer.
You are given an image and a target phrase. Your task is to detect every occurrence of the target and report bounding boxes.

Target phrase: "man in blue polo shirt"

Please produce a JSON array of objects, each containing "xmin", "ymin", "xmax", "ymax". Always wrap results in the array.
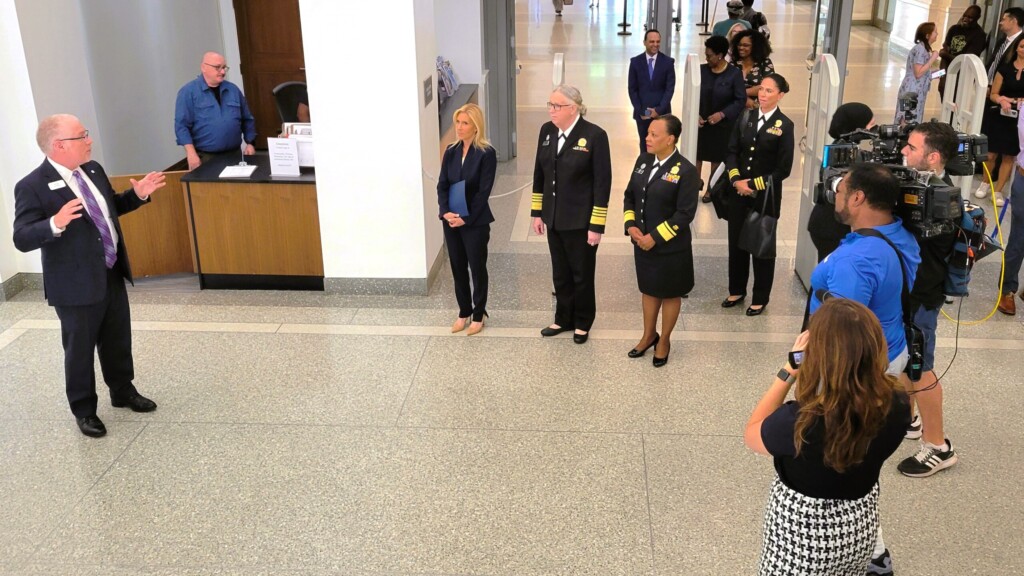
[
  {"xmin": 807, "ymin": 162, "xmax": 920, "ymax": 576},
  {"xmin": 174, "ymin": 51, "xmax": 257, "ymax": 170}
]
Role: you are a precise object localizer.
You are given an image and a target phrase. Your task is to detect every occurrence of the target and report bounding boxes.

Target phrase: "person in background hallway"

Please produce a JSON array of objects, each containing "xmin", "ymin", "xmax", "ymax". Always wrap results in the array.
[
  {"xmin": 712, "ymin": 0, "xmax": 751, "ymax": 38},
  {"xmin": 174, "ymin": 51, "xmax": 257, "ymax": 170},
  {"xmin": 745, "ymin": 298, "xmax": 910, "ymax": 576},
  {"xmin": 977, "ymin": 8, "xmax": 1024, "ymax": 203},
  {"xmin": 738, "ymin": 0, "xmax": 769, "ymax": 38},
  {"xmin": 807, "ymin": 102, "xmax": 875, "ymax": 262},
  {"xmin": 697, "ymin": 35, "xmax": 746, "ymax": 203},
  {"xmin": 12, "ymin": 114, "xmax": 166, "ymax": 438},
  {"xmin": 977, "ymin": 36, "xmax": 1024, "ymax": 207},
  {"xmin": 437, "ymin": 104, "xmax": 497, "ymax": 336},
  {"xmin": 998, "ymin": 101, "xmax": 1024, "ymax": 316},
  {"xmin": 730, "ymin": 29, "xmax": 774, "ymax": 110},
  {"xmin": 938, "ymin": 5, "xmax": 986, "ymax": 95},
  {"xmin": 894, "ymin": 22, "xmax": 939, "ymax": 124},
  {"xmin": 623, "ymin": 115, "xmax": 700, "ymax": 367},
  {"xmin": 532, "ymin": 85, "xmax": 612, "ymax": 344},
  {"xmin": 628, "ymin": 29, "xmax": 676, "ymax": 153},
  {"xmin": 553, "ymin": 0, "xmax": 563, "ymax": 16},
  {"xmin": 723, "ymin": 73, "xmax": 794, "ymax": 316}
]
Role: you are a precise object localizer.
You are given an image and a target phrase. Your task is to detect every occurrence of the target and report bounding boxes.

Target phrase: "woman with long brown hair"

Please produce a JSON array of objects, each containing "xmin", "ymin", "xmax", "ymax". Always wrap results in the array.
[
  {"xmin": 894, "ymin": 22, "xmax": 940, "ymax": 123},
  {"xmin": 744, "ymin": 298, "xmax": 911, "ymax": 575}
]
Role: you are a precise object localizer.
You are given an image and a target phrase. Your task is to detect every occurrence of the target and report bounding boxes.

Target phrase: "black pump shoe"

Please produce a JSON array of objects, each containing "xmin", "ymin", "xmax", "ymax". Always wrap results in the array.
[
  {"xmin": 721, "ymin": 295, "xmax": 746, "ymax": 308},
  {"xmin": 628, "ymin": 334, "xmax": 660, "ymax": 358},
  {"xmin": 573, "ymin": 331, "xmax": 589, "ymax": 344},
  {"xmin": 745, "ymin": 305, "xmax": 767, "ymax": 316},
  {"xmin": 652, "ymin": 343, "xmax": 670, "ymax": 367}
]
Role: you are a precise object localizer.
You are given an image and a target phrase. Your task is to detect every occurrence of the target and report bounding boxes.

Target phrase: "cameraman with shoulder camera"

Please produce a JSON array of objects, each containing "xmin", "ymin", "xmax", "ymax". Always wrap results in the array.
[
  {"xmin": 807, "ymin": 163, "xmax": 921, "ymax": 573},
  {"xmin": 896, "ymin": 122, "xmax": 960, "ymax": 477}
]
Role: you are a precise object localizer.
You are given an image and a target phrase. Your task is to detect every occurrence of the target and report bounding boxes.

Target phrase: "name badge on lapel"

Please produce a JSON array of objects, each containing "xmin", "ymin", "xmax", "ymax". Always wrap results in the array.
[
  {"xmin": 48, "ymin": 180, "xmax": 67, "ymax": 190},
  {"xmin": 542, "ymin": 133, "xmax": 551, "ymax": 147}
]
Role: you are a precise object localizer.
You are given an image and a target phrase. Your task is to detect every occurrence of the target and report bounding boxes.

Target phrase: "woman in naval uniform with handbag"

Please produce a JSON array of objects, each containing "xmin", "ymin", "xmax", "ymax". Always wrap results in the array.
[
  {"xmin": 623, "ymin": 115, "xmax": 700, "ymax": 367},
  {"xmin": 722, "ymin": 73, "xmax": 795, "ymax": 316}
]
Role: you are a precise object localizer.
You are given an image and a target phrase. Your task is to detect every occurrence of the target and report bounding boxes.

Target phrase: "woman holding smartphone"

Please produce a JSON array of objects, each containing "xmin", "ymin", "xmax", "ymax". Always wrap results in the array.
[
  {"xmin": 977, "ymin": 37, "xmax": 1024, "ymax": 207},
  {"xmin": 437, "ymin": 103, "xmax": 497, "ymax": 335},
  {"xmin": 894, "ymin": 22, "xmax": 939, "ymax": 124},
  {"xmin": 745, "ymin": 298, "xmax": 910, "ymax": 575}
]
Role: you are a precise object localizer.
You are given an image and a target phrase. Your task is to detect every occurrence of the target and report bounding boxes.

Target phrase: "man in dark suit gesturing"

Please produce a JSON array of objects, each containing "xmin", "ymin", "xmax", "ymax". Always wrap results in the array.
[
  {"xmin": 532, "ymin": 85, "xmax": 612, "ymax": 344},
  {"xmin": 628, "ymin": 29, "xmax": 676, "ymax": 153},
  {"xmin": 13, "ymin": 114, "xmax": 165, "ymax": 438}
]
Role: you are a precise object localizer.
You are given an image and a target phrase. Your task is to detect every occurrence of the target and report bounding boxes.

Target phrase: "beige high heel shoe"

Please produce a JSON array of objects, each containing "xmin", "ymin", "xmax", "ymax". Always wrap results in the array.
[
  {"xmin": 466, "ymin": 318, "xmax": 485, "ymax": 336},
  {"xmin": 451, "ymin": 317, "xmax": 470, "ymax": 333}
]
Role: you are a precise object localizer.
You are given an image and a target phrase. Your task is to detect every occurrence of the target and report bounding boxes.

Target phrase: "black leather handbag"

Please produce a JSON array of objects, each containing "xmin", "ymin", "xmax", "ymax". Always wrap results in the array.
[
  {"xmin": 709, "ymin": 176, "xmax": 733, "ymax": 220},
  {"xmin": 737, "ymin": 180, "xmax": 777, "ymax": 259}
]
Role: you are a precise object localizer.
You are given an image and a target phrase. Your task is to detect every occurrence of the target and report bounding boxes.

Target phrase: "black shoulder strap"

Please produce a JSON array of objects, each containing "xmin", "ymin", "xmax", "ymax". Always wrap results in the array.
[{"xmin": 855, "ymin": 227, "xmax": 912, "ymax": 323}]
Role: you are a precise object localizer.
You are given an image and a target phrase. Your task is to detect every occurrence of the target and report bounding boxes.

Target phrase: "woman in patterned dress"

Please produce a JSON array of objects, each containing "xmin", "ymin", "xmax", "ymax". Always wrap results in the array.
[
  {"xmin": 895, "ymin": 22, "xmax": 940, "ymax": 123},
  {"xmin": 744, "ymin": 299, "xmax": 911, "ymax": 575},
  {"xmin": 730, "ymin": 29, "xmax": 774, "ymax": 110}
]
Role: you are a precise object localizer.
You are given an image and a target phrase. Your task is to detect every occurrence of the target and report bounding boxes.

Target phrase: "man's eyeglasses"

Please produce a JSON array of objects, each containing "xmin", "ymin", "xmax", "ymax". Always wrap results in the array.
[
  {"xmin": 57, "ymin": 130, "xmax": 90, "ymax": 142},
  {"xmin": 546, "ymin": 102, "xmax": 573, "ymax": 111},
  {"xmin": 204, "ymin": 63, "xmax": 230, "ymax": 72}
]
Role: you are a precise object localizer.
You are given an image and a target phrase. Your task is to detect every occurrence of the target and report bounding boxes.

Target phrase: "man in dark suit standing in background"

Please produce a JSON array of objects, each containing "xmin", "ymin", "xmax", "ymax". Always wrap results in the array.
[
  {"xmin": 13, "ymin": 114, "xmax": 165, "ymax": 438},
  {"xmin": 531, "ymin": 85, "xmax": 612, "ymax": 344},
  {"xmin": 628, "ymin": 29, "xmax": 676, "ymax": 153}
]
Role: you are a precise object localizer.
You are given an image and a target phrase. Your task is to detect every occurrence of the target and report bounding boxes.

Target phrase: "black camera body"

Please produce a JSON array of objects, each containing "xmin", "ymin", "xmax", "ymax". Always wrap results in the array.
[{"xmin": 815, "ymin": 117, "xmax": 986, "ymax": 238}]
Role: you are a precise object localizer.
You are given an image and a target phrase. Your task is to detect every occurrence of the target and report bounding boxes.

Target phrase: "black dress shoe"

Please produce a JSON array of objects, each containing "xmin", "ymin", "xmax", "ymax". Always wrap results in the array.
[
  {"xmin": 628, "ymin": 333, "xmax": 659, "ymax": 358},
  {"xmin": 112, "ymin": 393, "xmax": 158, "ymax": 413},
  {"xmin": 721, "ymin": 295, "xmax": 746, "ymax": 308},
  {"xmin": 541, "ymin": 325, "xmax": 573, "ymax": 337},
  {"xmin": 573, "ymin": 331, "xmax": 589, "ymax": 344},
  {"xmin": 76, "ymin": 415, "xmax": 107, "ymax": 438},
  {"xmin": 745, "ymin": 305, "xmax": 767, "ymax": 316},
  {"xmin": 652, "ymin": 343, "xmax": 670, "ymax": 367}
]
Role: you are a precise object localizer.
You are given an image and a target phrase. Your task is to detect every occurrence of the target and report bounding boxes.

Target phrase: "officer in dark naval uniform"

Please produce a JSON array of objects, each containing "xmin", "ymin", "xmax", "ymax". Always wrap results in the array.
[
  {"xmin": 531, "ymin": 85, "xmax": 613, "ymax": 344},
  {"xmin": 723, "ymin": 73, "xmax": 794, "ymax": 316}
]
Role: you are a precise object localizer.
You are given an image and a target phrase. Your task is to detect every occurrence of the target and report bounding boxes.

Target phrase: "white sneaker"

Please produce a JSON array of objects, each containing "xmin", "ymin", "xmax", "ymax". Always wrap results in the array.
[
  {"xmin": 997, "ymin": 194, "xmax": 1006, "ymax": 207},
  {"xmin": 974, "ymin": 182, "xmax": 990, "ymax": 199}
]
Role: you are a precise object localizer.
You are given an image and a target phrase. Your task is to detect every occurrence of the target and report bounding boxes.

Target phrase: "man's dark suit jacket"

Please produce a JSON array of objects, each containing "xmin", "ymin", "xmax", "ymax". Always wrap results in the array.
[
  {"xmin": 627, "ymin": 51, "xmax": 676, "ymax": 120},
  {"xmin": 531, "ymin": 117, "xmax": 612, "ymax": 233},
  {"xmin": 437, "ymin": 142, "xmax": 497, "ymax": 228},
  {"xmin": 13, "ymin": 159, "xmax": 147, "ymax": 307}
]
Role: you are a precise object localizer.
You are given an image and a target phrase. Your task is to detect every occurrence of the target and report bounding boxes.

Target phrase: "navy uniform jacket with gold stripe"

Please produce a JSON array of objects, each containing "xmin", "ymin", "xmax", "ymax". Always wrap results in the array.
[
  {"xmin": 531, "ymin": 117, "xmax": 612, "ymax": 233},
  {"xmin": 622, "ymin": 150, "xmax": 700, "ymax": 254},
  {"xmin": 724, "ymin": 108, "xmax": 794, "ymax": 218}
]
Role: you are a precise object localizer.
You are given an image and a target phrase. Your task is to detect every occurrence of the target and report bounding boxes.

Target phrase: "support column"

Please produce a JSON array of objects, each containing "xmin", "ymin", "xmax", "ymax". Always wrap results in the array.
[
  {"xmin": 299, "ymin": 0, "xmax": 444, "ymax": 295},
  {"xmin": 0, "ymin": 1, "xmax": 46, "ymax": 298}
]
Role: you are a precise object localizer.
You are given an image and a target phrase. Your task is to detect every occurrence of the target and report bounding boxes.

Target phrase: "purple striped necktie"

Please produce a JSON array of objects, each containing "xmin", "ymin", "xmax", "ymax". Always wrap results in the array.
[{"xmin": 72, "ymin": 169, "xmax": 117, "ymax": 268}]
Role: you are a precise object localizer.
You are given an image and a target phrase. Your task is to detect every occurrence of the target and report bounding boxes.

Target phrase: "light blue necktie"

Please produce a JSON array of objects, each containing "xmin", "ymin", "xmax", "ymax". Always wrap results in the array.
[{"xmin": 648, "ymin": 57, "xmax": 655, "ymax": 80}]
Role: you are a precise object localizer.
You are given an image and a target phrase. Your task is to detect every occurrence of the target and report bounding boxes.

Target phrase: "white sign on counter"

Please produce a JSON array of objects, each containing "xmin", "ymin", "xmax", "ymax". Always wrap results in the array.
[{"xmin": 267, "ymin": 137, "xmax": 301, "ymax": 177}]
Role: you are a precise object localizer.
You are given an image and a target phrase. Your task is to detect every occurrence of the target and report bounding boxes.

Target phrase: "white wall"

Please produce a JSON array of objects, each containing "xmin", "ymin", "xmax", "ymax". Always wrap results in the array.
[
  {"xmin": 80, "ymin": 0, "xmax": 226, "ymax": 174},
  {"xmin": 0, "ymin": 1, "xmax": 45, "ymax": 279},
  {"xmin": 434, "ymin": 0, "xmax": 483, "ymax": 84},
  {"xmin": 301, "ymin": 0, "xmax": 442, "ymax": 280},
  {"xmin": 15, "ymin": 0, "xmax": 106, "ymax": 167}
]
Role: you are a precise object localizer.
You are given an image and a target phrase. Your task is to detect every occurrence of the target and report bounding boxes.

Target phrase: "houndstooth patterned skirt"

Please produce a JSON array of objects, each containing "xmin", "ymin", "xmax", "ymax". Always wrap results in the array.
[{"xmin": 759, "ymin": 477, "xmax": 880, "ymax": 576}]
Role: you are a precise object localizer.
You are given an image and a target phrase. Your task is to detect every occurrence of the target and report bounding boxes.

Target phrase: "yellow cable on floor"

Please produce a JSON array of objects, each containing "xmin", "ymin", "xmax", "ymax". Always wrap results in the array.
[{"xmin": 941, "ymin": 162, "xmax": 1006, "ymax": 325}]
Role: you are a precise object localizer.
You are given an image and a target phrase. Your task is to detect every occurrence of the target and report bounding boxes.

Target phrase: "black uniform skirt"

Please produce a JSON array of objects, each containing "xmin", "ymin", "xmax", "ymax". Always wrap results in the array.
[
  {"xmin": 981, "ymin": 106, "xmax": 1021, "ymax": 156},
  {"xmin": 759, "ymin": 477, "xmax": 879, "ymax": 576},
  {"xmin": 696, "ymin": 118, "xmax": 736, "ymax": 163},
  {"xmin": 634, "ymin": 246, "xmax": 694, "ymax": 298}
]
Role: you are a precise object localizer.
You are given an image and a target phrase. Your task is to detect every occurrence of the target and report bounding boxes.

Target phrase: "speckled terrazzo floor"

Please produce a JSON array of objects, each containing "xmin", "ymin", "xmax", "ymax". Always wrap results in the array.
[{"xmin": 2, "ymin": 1, "xmax": 1023, "ymax": 575}]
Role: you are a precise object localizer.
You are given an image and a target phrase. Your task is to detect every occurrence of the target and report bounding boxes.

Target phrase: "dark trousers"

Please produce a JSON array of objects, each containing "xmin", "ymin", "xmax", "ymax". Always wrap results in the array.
[
  {"xmin": 443, "ymin": 223, "xmax": 490, "ymax": 321},
  {"xmin": 636, "ymin": 117, "xmax": 652, "ymax": 154},
  {"xmin": 726, "ymin": 206, "xmax": 776, "ymax": 306},
  {"xmin": 53, "ymin": 268, "xmax": 137, "ymax": 418},
  {"xmin": 547, "ymin": 228, "xmax": 598, "ymax": 331}
]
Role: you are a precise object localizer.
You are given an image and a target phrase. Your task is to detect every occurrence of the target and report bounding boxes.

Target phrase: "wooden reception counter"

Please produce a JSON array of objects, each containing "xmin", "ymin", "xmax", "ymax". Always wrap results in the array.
[{"xmin": 181, "ymin": 152, "xmax": 324, "ymax": 290}]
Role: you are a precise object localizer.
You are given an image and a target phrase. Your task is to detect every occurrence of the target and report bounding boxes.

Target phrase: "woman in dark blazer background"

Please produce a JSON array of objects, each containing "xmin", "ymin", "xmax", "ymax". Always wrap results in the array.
[
  {"xmin": 623, "ymin": 115, "xmax": 700, "ymax": 367},
  {"xmin": 437, "ymin": 103, "xmax": 497, "ymax": 335},
  {"xmin": 723, "ymin": 73, "xmax": 794, "ymax": 316}
]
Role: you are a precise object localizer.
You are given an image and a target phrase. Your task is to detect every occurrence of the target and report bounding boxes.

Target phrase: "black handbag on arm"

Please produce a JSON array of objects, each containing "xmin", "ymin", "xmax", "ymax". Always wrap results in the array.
[{"xmin": 737, "ymin": 179, "xmax": 777, "ymax": 259}]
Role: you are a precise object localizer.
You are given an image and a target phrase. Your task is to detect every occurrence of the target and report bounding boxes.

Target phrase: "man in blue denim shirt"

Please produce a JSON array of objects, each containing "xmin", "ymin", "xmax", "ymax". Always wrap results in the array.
[{"xmin": 174, "ymin": 52, "xmax": 256, "ymax": 170}]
